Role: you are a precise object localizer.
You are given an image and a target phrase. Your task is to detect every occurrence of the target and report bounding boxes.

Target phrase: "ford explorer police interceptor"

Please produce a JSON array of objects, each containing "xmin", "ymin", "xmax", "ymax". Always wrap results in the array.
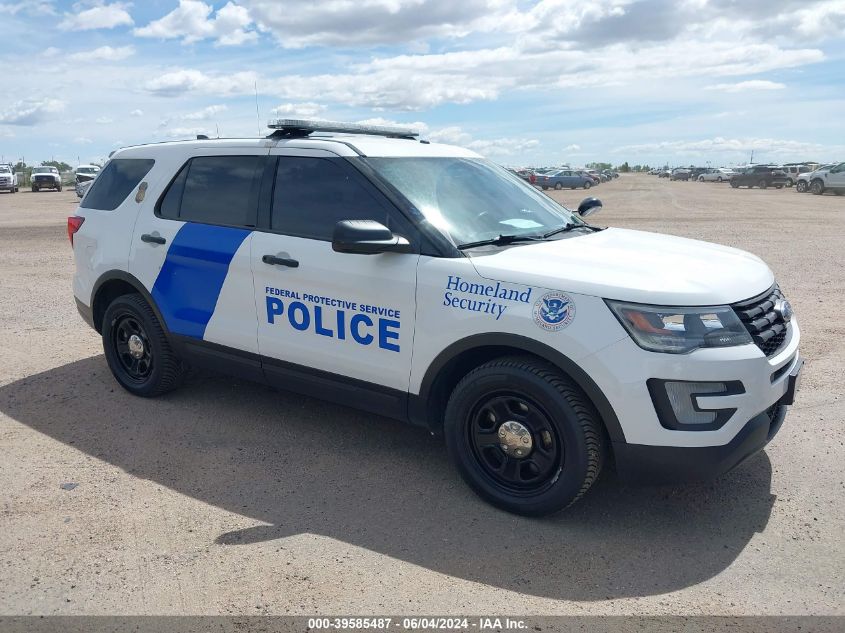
[{"xmin": 69, "ymin": 120, "xmax": 802, "ymax": 515}]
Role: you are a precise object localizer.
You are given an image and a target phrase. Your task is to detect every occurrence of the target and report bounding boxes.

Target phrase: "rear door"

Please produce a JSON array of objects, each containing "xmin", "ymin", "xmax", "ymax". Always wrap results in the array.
[
  {"xmin": 129, "ymin": 149, "xmax": 266, "ymax": 359},
  {"xmin": 251, "ymin": 150, "xmax": 420, "ymax": 405}
]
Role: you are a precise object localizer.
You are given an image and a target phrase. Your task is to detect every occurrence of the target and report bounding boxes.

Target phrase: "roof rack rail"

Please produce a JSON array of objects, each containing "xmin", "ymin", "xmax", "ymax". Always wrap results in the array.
[{"xmin": 267, "ymin": 118, "xmax": 420, "ymax": 140}]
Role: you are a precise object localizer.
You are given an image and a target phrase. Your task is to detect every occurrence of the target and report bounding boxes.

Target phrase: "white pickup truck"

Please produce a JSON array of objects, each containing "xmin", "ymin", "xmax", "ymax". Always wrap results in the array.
[{"xmin": 0, "ymin": 164, "xmax": 19, "ymax": 193}]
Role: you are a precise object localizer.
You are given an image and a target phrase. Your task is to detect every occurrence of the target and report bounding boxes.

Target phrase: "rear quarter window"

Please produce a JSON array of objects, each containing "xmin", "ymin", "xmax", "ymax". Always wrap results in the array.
[{"xmin": 81, "ymin": 159, "xmax": 155, "ymax": 211}]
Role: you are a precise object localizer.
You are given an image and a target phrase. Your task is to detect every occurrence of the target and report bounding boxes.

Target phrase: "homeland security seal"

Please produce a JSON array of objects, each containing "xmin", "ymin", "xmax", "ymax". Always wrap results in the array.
[{"xmin": 533, "ymin": 291, "xmax": 575, "ymax": 331}]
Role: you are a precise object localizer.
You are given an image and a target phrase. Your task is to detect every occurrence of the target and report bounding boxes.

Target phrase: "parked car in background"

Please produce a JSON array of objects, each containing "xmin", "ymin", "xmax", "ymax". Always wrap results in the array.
[
  {"xmin": 75, "ymin": 164, "xmax": 100, "ymax": 184},
  {"xmin": 670, "ymin": 168, "xmax": 691, "ymax": 181},
  {"xmin": 31, "ymin": 165, "xmax": 62, "ymax": 192},
  {"xmin": 0, "ymin": 163, "xmax": 19, "ymax": 193},
  {"xmin": 795, "ymin": 164, "xmax": 833, "ymax": 193},
  {"xmin": 730, "ymin": 165, "xmax": 787, "ymax": 189},
  {"xmin": 779, "ymin": 165, "xmax": 811, "ymax": 188},
  {"xmin": 579, "ymin": 170, "xmax": 600, "ymax": 185},
  {"xmin": 689, "ymin": 167, "xmax": 707, "ymax": 180},
  {"xmin": 537, "ymin": 169, "xmax": 593, "ymax": 190},
  {"xmin": 805, "ymin": 162, "xmax": 845, "ymax": 195},
  {"xmin": 658, "ymin": 169, "xmax": 672, "ymax": 178},
  {"xmin": 698, "ymin": 168, "xmax": 735, "ymax": 182},
  {"xmin": 75, "ymin": 178, "xmax": 95, "ymax": 199}
]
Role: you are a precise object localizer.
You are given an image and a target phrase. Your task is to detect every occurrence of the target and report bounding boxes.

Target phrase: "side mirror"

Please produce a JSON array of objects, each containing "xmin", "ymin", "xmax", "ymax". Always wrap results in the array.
[
  {"xmin": 332, "ymin": 220, "xmax": 413, "ymax": 255},
  {"xmin": 577, "ymin": 197, "xmax": 602, "ymax": 217}
]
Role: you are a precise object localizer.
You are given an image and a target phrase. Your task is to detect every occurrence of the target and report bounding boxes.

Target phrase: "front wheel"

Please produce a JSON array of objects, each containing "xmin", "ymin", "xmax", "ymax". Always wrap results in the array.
[
  {"xmin": 796, "ymin": 181, "xmax": 808, "ymax": 193},
  {"xmin": 698, "ymin": 176, "xmax": 704, "ymax": 182},
  {"xmin": 102, "ymin": 294, "xmax": 185, "ymax": 397},
  {"xmin": 57, "ymin": 185, "xmax": 62, "ymax": 192},
  {"xmin": 730, "ymin": 180, "xmax": 739, "ymax": 188},
  {"xmin": 810, "ymin": 180, "xmax": 824, "ymax": 195},
  {"xmin": 444, "ymin": 356, "xmax": 605, "ymax": 516},
  {"xmin": 32, "ymin": 186, "xmax": 38, "ymax": 192},
  {"xmin": 554, "ymin": 182, "xmax": 563, "ymax": 190}
]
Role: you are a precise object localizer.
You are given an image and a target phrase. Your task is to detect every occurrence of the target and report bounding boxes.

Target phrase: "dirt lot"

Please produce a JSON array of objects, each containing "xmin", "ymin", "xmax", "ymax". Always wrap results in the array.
[{"xmin": 0, "ymin": 177, "xmax": 842, "ymax": 616}]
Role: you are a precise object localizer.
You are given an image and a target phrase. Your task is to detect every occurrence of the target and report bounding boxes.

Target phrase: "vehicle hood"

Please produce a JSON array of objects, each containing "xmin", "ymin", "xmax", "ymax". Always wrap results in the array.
[{"xmin": 468, "ymin": 227, "xmax": 774, "ymax": 305}]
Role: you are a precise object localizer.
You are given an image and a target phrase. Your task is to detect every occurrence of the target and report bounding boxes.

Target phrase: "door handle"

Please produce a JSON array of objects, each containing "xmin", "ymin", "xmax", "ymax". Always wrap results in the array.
[
  {"xmin": 141, "ymin": 233, "xmax": 166, "ymax": 245},
  {"xmin": 262, "ymin": 254, "xmax": 299, "ymax": 268}
]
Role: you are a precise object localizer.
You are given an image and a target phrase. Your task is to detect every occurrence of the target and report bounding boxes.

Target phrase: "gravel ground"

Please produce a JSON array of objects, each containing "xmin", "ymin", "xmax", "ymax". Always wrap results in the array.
[{"xmin": 0, "ymin": 177, "xmax": 842, "ymax": 616}]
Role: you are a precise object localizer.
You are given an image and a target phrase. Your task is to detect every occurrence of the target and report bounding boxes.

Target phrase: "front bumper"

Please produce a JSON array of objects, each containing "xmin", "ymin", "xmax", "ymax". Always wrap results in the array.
[{"xmin": 613, "ymin": 357, "xmax": 801, "ymax": 484}]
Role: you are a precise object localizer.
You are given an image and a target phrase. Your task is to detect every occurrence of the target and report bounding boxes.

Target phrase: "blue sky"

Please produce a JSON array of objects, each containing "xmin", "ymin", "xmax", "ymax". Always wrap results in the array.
[{"xmin": 0, "ymin": 0, "xmax": 843, "ymax": 168}]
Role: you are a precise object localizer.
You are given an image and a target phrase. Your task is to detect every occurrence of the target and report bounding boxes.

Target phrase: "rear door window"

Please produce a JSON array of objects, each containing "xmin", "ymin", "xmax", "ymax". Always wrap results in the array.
[
  {"xmin": 157, "ymin": 155, "xmax": 263, "ymax": 227},
  {"xmin": 81, "ymin": 159, "xmax": 155, "ymax": 211}
]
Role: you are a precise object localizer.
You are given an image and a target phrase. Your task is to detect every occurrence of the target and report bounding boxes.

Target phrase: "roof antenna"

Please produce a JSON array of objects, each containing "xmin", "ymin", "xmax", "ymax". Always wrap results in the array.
[{"xmin": 254, "ymin": 81, "xmax": 261, "ymax": 137}]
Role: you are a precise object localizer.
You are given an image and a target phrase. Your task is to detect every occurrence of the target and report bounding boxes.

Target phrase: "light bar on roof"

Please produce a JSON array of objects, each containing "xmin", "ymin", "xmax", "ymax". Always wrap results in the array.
[{"xmin": 268, "ymin": 118, "xmax": 420, "ymax": 138}]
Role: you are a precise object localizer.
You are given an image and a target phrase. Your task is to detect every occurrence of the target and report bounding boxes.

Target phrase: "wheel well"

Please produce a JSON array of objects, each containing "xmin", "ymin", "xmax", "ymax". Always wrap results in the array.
[
  {"xmin": 92, "ymin": 279, "xmax": 140, "ymax": 333},
  {"xmin": 421, "ymin": 345, "xmax": 616, "ymax": 452}
]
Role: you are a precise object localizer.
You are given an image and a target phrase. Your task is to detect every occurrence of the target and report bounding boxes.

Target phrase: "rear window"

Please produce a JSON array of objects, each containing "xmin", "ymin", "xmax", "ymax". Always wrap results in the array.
[
  {"xmin": 158, "ymin": 155, "xmax": 262, "ymax": 227},
  {"xmin": 81, "ymin": 159, "xmax": 155, "ymax": 211}
]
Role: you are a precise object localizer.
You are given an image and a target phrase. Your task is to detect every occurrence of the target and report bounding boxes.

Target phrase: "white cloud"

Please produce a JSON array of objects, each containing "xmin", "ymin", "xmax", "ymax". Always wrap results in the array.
[
  {"xmin": 143, "ymin": 69, "xmax": 258, "ymax": 97},
  {"xmin": 74, "ymin": 136, "xmax": 93, "ymax": 144},
  {"xmin": 129, "ymin": 109, "xmax": 143, "ymax": 117},
  {"xmin": 0, "ymin": 98, "xmax": 65, "ymax": 125},
  {"xmin": 0, "ymin": 0, "xmax": 56, "ymax": 16},
  {"xmin": 242, "ymin": 0, "xmax": 516, "ymax": 48},
  {"xmin": 68, "ymin": 45, "xmax": 135, "ymax": 61},
  {"xmin": 95, "ymin": 116, "xmax": 114, "ymax": 124},
  {"xmin": 59, "ymin": 2, "xmax": 133, "ymax": 31},
  {"xmin": 270, "ymin": 102, "xmax": 327, "ymax": 118},
  {"xmin": 562, "ymin": 144, "xmax": 581, "ymax": 152},
  {"xmin": 613, "ymin": 136, "xmax": 837, "ymax": 157},
  {"xmin": 705, "ymin": 80, "xmax": 787, "ymax": 92},
  {"xmin": 183, "ymin": 104, "xmax": 228, "ymax": 120},
  {"xmin": 164, "ymin": 126, "xmax": 212, "ymax": 138},
  {"xmin": 134, "ymin": 0, "xmax": 256, "ymax": 46}
]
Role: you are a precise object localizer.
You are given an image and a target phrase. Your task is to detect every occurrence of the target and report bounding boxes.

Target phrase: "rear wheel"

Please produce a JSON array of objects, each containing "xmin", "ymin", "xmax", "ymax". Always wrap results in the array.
[
  {"xmin": 796, "ymin": 181, "xmax": 807, "ymax": 193},
  {"xmin": 786, "ymin": 178, "xmax": 794, "ymax": 187},
  {"xmin": 102, "ymin": 294, "xmax": 184, "ymax": 397},
  {"xmin": 717, "ymin": 176, "xmax": 723, "ymax": 182},
  {"xmin": 730, "ymin": 180, "xmax": 739, "ymax": 188},
  {"xmin": 583, "ymin": 181, "xmax": 591, "ymax": 189},
  {"xmin": 444, "ymin": 356, "xmax": 605, "ymax": 516},
  {"xmin": 758, "ymin": 180, "xmax": 768, "ymax": 189}
]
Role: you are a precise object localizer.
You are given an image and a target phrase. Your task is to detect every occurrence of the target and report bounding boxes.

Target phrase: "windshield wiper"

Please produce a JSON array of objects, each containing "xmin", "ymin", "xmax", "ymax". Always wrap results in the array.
[
  {"xmin": 543, "ymin": 222, "xmax": 602, "ymax": 238},
  {"xmin": 457, "ymin": 234, "xmax": 544, "ymax": 250}
]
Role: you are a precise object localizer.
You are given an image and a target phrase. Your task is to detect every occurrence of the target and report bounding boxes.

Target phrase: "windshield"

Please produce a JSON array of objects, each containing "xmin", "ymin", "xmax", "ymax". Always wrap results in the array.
[
  {"xmin": 365, "ymin": 157, "xmax": 580, "ymax": 246},
  {"xmin": 33, "ymin": 167, "xmax": 57, "ymax": 174},
  {"xmin": 0, "ymin": 166, "xmax": 10, "ymax": 173}
]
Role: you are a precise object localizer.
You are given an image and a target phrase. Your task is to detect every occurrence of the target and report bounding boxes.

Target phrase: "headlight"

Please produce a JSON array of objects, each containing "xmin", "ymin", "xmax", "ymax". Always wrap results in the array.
[{"xmin": 606, "ymin": 300, "xmax": 752, "ymax": 354}]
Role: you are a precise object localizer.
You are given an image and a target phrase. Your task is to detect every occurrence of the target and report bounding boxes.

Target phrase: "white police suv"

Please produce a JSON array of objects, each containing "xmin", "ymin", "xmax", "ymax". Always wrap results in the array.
[{"xmin": 70, "ymin": 120, "xmax": 802, "ymax": 515}]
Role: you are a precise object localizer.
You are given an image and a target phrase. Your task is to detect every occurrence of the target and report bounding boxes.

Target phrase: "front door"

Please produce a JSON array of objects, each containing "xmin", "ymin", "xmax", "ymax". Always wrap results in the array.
[{"xmin": 251, "ymin": 150, "xmax": 420, "ymax": 406}]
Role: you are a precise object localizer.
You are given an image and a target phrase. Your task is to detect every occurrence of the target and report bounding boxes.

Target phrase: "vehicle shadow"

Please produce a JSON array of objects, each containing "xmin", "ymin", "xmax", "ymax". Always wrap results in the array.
[{"xmin": 0, "ymin": 356, "xmax": 776, "ymax": 601}]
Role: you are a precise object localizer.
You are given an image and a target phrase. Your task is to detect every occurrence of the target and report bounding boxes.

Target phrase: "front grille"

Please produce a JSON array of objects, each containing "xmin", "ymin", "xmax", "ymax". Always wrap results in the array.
[{"xmin": 732, "ymin": 285, "xmax": 789, "ymax": 357}]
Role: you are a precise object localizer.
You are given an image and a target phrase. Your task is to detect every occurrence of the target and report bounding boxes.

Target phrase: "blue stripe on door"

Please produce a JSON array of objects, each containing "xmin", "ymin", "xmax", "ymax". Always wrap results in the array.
[{"xmin": 151, "ymin": 223, "xmax": 251, "ymax": 339}]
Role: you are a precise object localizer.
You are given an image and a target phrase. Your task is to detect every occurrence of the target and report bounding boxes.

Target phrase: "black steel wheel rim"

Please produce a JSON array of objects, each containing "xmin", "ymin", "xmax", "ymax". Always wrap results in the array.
[
  {"xmin": 112, "ymin": 313, "xmax": 153, "ymax": 382},
  {"xmin": 467, "ymin": 392, "xmax": 563, "ymax": 495}
]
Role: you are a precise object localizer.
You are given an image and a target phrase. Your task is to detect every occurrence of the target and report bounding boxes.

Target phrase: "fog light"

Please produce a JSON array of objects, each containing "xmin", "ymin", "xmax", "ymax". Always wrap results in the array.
[{"xmin": 664, "ymin": 381, "xmax": 726, "ymax": 425}]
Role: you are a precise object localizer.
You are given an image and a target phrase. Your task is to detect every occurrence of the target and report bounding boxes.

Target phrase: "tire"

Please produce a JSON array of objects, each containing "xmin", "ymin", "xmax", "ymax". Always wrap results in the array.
[
  {"xmin": 57, "ymin": 185, "xmax": 62, "ymax": 192},
  {"xmin": 554, "ymin": 182, "xmax": 562, "ymax": 190},
  {"xmin": 717, "ymin": 177, "xmax": 723, "ymax": 182},
  {"xmin": 810, "ymin": 180, "xmax": 824, "ymax": 195},
  {"xmin": 786, "ymin": 178, "xmax": 794, "ymax": 187},
  {"xmin": 796, "ymin": 181, "xmax": 807, "ymax": 193},
  {"xmin": 32, "ymin": 186, "xmax": 38, "ymax": 192},
  {"xmin": 102, "ymin": 293, "xmax": 184, "ymax": 397},
  {"xmin": 583, "ymin": 181, "xmax": 591, "ymax": 189},
  {"xmin": 542, "ymin": 186, "xmax": 548, "ymax": 190},
  {"xmin": 443, "ymin": 356, "xmax": 605, "ymax": 516},
  {"xmin": 730, "ymin": 180, "xmax": 739, "ymax": 188},
  {"xmin": 698, "ymin": 176, "xmax": 704, "ymax": 182},
  {"xmin": 758, "ymin": 180, "xmax": 768, "ymax": 189}
]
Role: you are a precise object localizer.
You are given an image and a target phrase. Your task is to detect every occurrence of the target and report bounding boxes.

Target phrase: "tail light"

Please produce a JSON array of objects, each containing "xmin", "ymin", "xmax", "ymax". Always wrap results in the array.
[
  {"xmin": 67, "ymin": 216, "xmax": 85, "ymax": 246},
  {"xmin": 530, "ymin": 174, "xmax": 536, "ymax": 183}
]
